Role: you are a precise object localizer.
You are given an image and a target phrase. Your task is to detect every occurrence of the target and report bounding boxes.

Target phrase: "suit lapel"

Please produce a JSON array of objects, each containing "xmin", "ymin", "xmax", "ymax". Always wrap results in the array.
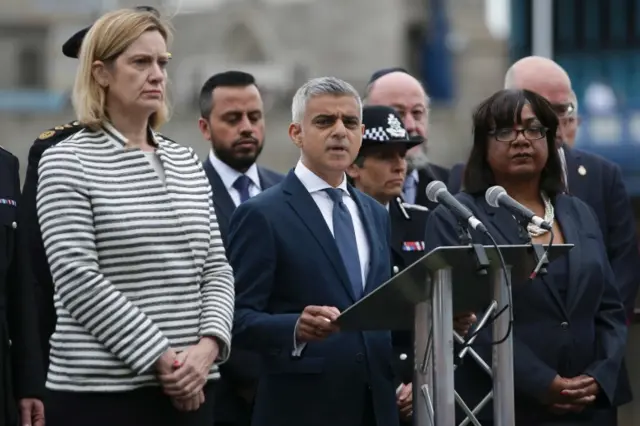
[
  {"xmin": 349, "ymin": 187, "xmax": 382, "ymax": 295},
  {"xmin": 202, "ymin": 159, "xmax": 236, "ymax": 238},
  {"xmin": 478, "ymin": 196, "xmax": 568, "ymax": 312},
  {"xmin": 554, "ymin": 196, "xmax": 583, "ymax": 315},
  {"xmin": 477, "ymin": 197, "xmax": 523, "ymax": 244},
  {"xmin": 283, "ymin": 172, "xmax": 357, "ymax": 302},
  {"xmin": 155, "ymin": 144, "xmax": 199, "ymax": 268},
  {"xmin": 563, "ymin": 146, "xmax": 586, "ymax": 198}
]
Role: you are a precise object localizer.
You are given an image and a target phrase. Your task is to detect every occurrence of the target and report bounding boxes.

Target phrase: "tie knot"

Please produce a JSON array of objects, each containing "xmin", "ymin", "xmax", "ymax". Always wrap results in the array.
[
  {"xmin": 233, "ymin": 175, "xmax": 252, "ymax": 192},
  {"xmin": 324, "ymin": 187, "xmax": 345, "ymax": 204}
]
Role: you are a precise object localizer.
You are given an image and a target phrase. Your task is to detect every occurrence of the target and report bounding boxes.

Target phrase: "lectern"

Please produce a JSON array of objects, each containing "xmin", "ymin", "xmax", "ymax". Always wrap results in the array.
[{"xmin": 337, "ymin": 243, "xmax": 573, "ymax": 426}]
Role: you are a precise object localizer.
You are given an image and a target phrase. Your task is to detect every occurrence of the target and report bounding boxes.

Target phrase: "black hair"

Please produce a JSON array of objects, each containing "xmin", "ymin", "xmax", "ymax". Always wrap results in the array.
[
  {"xmin": 463, "ymin": 88, "xmax": 565, "ymax": 198},
  {"xmin": 199, "ymin": 71, "xmax": 257, "ymax": 118}
]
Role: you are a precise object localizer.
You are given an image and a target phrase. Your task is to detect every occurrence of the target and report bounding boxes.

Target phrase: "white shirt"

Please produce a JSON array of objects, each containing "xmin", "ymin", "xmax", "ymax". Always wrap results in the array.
[
  {"xmin": 209, "ymin": 151, "xmax": 262, "ymax": 206},
  {"xmin": 294, "ymin": 161, "xmax": 370, "ymax": 285},
  {"xmin": 292, "ymin": 160, "xmax": 371, "ymax": 356},
  {"xmin": 557, "ymin": 147, "xmax": 569, "ymax": 189}
]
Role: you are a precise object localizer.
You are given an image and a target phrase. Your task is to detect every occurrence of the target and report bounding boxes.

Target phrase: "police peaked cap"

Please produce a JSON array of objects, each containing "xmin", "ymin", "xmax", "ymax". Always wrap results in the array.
[{"xmin": 62, "ymin": 6, "xmax": 160, "ymax": 59}]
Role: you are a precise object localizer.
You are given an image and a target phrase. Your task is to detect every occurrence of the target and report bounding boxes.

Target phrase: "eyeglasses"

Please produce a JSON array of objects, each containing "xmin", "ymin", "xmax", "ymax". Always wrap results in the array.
[
  {"xmin": 489, "ymin": 127, "xmax": 547, "ymax": 143},
  {"xmin": 550, "ymin": 102, "xmax": 576, "ymax": 118}
]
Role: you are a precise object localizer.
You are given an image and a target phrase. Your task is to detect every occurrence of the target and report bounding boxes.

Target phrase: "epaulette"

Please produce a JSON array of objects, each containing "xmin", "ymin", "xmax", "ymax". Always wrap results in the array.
[
  {"xmin": 36, "ymin": 121, "xmax": 83, "ymax": 142},
  {"xmin": 396, "ymin": 197, "xmax": 429, "ymax": 220}
]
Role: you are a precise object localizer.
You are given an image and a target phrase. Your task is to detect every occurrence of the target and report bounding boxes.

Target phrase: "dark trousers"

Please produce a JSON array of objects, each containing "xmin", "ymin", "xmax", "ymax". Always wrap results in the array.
[
  {"xmin": 45, "ymin": 382, "xmax": 215, "ymax": 426},
  {"xmin": 362, "ymin": 388, "xmax": 376, "ymax": 426}
]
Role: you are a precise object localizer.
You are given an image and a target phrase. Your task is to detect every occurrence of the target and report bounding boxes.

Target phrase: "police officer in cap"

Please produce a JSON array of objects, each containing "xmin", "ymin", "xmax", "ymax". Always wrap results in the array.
[
  {"xmin": 21, "ymin": 6, "xmax": 160, "ymax": 372},
  {"xmin": 347, "ymin": 106, "xmax": 477, "ymax": 424},
  {"xmin": 0, "ymin": 146, "xmax": 45, "ymax": 426}
]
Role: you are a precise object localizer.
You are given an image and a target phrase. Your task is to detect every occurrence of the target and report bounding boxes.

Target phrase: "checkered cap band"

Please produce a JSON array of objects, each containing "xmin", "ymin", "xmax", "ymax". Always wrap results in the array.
[{"xmin": 363, "ymin": 127, "xmax": 389, "ymax": 141}]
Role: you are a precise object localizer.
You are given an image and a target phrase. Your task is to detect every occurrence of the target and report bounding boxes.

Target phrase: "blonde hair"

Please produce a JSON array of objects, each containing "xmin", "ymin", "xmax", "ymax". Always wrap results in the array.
[{"xmin": 73, "ymin": 9, "xmax": 173, "ymax": 130}]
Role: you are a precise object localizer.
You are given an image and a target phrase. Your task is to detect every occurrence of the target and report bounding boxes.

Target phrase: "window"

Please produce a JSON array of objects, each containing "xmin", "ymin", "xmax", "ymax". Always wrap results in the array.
[
  {"xmin": 18, "ymin": 46, "xmax": 43, "ymax": 89},
  {"xmin": 0, "ymin": 26, "xmax": 47, "ymax": 89}
]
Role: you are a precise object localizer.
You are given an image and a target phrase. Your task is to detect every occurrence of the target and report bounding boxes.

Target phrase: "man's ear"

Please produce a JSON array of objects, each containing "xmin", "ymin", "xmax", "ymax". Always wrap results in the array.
[
  {"xmin": 346, "ymin": 163, "xmax": 360, "ymax": 181},
  {"xmin": 289, "ymin": 123, "xmax": 303, "ymax": 148},
  {"xmin": 198, "ymin": 118, "xmax": 211, "ymax": 141}
]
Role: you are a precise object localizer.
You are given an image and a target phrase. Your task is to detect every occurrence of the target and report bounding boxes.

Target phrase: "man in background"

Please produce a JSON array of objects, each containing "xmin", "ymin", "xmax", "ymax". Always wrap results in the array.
[
  {"xmin": 364, "ymin": 68, "xmax": 450, "ymax": 209},
  {"xmin": 505, "ymin": 57, "xmax": 640, "ymax": 325},
  {"xmin": 197, "ymin": 70, "xmax": 283, "ymax": 426}
]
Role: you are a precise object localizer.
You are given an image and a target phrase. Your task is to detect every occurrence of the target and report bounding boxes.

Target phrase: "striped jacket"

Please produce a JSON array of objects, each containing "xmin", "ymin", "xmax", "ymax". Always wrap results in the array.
[{"xmin": 36, "ymin": 122, "xmax": 235, "ymax": 392}]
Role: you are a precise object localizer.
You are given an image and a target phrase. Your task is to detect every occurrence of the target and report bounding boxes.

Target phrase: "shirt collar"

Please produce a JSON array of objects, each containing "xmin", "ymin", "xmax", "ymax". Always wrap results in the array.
[
  {"xmin": 294, "ymin": 160, "xmax": 350, "ymax": 197},
  {"xmin": 208, "ymin": 150, "xmax": 261, "ymax": 191},
  {"xmin": 102, "ymin": 121, "xmax": 159, "ymax": 149}
]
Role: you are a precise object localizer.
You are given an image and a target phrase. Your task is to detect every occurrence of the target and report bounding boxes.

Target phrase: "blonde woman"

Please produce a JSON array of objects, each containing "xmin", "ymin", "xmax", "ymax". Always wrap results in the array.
[{"xmin": 36, "ymin": 9, "xmax": 234, "ymax": 426}]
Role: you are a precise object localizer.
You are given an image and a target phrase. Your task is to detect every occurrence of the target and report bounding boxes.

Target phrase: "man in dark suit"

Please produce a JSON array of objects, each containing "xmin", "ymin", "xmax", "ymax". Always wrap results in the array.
[
  {"xmin": 0, "ymin": 147, "xmax": 45, "ymax": 426},
  {"xmin": 227, "ymin": 77, "xmax": 399, "ymax": 426},
  {"xmin": 505, "ymin": 56, "xmax": 640, "ymax": 325},
  {"xmin": 364, "ymin": 68, "xmax": 450, "ymax": 209},
  {"xmin": 197, "ymin": 70, "xmax": 283, "ymax": 426}
]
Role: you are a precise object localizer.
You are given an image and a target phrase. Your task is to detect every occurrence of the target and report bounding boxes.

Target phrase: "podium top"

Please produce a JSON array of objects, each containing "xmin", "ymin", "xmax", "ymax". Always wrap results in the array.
[{"xmin": 336, "ymin": 243, "xmax": 573, "ymax": 331}]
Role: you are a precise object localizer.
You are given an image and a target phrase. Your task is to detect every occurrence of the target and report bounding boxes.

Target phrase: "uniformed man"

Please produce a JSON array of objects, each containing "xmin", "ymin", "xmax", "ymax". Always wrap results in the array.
[
  {"xmin": 22, "ymin": 6, "xmax": 160, "ymax": 371},
  {"xmin": 0, "ymin": 146, "xmax": 45, "ymax": 426},
  {"xmin": 347, "ymin": 106, "xmax": 476, "ymax": 424}
]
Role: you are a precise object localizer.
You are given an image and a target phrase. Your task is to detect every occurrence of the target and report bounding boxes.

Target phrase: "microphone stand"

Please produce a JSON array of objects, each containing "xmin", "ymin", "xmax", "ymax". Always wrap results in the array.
[
  {"xmin": 455, "ymin": 220, "xmax": 490, "ymax": 276},
  {"xmin": 515, "ymin": 217, "xmax": 549, "ymax": 276}
]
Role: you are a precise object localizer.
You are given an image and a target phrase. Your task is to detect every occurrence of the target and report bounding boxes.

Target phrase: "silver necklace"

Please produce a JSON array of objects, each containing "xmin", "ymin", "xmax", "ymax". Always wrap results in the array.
[{"xmin": 527, "ymin": 192, "xmax": 554, "ymax": 237}]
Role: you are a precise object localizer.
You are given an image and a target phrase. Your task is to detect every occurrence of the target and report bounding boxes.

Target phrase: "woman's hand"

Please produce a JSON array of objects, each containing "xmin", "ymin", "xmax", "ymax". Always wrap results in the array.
[
  {"xmin": 159, "ymin": 337, "xmax": 219, "ymax": 398},
  {"xmin": 154, "ymin": 348, "xmax": 178, "ymax": 374},
  {"xmin": 171, "ymin": 390, "xmax": 205, "ymax": 412}
]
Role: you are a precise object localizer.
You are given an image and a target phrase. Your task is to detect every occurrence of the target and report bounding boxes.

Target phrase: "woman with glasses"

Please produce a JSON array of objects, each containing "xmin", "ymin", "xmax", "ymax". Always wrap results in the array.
[{"xmin": 424, "ymin": 89, "xmax": 628, "ymax": 425}]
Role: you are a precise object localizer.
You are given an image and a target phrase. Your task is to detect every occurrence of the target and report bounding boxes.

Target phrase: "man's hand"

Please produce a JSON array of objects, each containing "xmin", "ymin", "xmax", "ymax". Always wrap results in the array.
[
  {"xmin": 453, "ymin": 312, "xmax": 477, "ymax": 337},
  {"xmin": 19, "ymin": 398, "xmax": 44, "ymax": 426},
  {"xmin": 159, "ymin": 338, "xmax": 219, "ymax": 398},
  {"xmin": 295, "ymin": 306, "xmax": 340, "ymax": 343},
  {"xmin": 396, "ymin": 383, "xmax": 413, "ymax": 421}
]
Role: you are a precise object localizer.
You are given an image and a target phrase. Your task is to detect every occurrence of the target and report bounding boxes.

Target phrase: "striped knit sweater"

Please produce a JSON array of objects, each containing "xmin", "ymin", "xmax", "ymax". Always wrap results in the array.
[{"xmin": 36, "ymin": 122, "xmax": 235, "ymax": 392}]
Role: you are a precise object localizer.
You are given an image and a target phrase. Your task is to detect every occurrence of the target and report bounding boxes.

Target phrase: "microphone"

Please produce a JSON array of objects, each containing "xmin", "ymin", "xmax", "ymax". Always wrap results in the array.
[
  {"xmin": 485, "ymin": 186, "xmax": 552, "ymax": 231},
  {"xmin": 426, "ymin": 181, "xmax": 488, "ymax": 233}
]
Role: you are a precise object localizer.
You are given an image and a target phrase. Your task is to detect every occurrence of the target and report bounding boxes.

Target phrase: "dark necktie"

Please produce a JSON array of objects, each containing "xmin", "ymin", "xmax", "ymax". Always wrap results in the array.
[
  {"xmin": 233, "ymin": 175, "xmax": 252, "ymax": 203},
  {"xmin": 324, "ymin": 188, "xmax": 363, "ymax": 299}
]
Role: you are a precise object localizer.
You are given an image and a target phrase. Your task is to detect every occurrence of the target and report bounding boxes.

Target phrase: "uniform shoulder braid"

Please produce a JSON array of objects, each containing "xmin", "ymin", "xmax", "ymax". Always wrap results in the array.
[
  {"xmin": 401, "ymin": 202, "xmax": 430, "ymax": 213},
  {"xmin": 37, "ymin": 121, "xmax": 83, "ymax": 143}
]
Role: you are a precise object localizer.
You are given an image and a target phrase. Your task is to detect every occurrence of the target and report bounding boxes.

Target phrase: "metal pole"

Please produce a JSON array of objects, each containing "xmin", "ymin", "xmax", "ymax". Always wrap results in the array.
[
  {"xmin": 431, "ymin": 268, "xmax": 455, "ymax": 426},
  {"xmin": 491, "ymin": 267, "xmax": 515, "ymax": 426},
  {"xmin": 531, "ymin": 0, "xmax": 554, "ymax": 58},
  {"xmin": 414, "ymin": 298, "xmax": 433, "ymax": 426}
]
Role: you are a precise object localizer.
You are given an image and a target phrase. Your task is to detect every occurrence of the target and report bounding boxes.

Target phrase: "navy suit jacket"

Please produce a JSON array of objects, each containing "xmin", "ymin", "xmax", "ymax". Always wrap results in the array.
[
  {"xmin": 447, "ymin": 162, "xmax": 465, "ymax": 194},
  {"xmin": 202, "ymin": 158, "xmax": 283, "ymax": 424},
  {"xmin": 227, "ymin": 170, "xmax": 399, "ymax": 426},
  {"xmin": 425, "ymin": 192, "xmax": 629, "ymax": 425},
  {"xmin": 562, "ymin": 146, "xmax": 640, "ymax": 319}
]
